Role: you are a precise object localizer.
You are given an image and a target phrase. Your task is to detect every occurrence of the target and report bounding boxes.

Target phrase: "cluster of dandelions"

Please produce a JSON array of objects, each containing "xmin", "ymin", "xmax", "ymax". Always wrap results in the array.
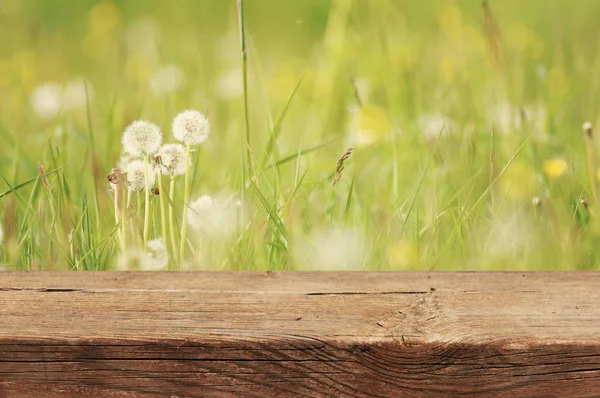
[{"xmin": 110, "ymin": 109, "xmax": 219, "ymax": 270}]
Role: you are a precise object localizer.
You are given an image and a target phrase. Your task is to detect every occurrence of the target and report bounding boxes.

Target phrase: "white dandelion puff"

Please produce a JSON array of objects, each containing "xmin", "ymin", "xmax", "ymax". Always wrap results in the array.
[
  {"xmin": 116, "ymin": 249, "xmax": 151, "ymax": 270},
  {"xmin": 146, "ymin": 238, "xmax": 168, "ymax": 269},
  {"xmin": 154, "ymin": 143, "xmax": 188, "ymax": 176},
  {"xmin": 30, "ymin": 82, "xmax": 63, "ymax": 119},
  {"xmin": 126, "ymin": 160, "xmax": 155, "ymax": 191},
  {"xmin": 172, "ymin": 110, "xmax": 210, "ymax": 146},
  {"xmin": 187, "ymin": 193, "xmax": 242, "ymax": 238},
  {"xmin": 122, "ymin": 120, "xmax": 162, "ymax": 156},
  {"xmin": 116, "ymin": 246, "xmax": 166, "ymax": 271}
]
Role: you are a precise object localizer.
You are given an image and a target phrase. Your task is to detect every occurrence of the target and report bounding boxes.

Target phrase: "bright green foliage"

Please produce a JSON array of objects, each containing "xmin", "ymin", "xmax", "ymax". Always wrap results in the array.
[{"xmin": 2, "ymin": 0, "xmax": 600, "ymax": 270}]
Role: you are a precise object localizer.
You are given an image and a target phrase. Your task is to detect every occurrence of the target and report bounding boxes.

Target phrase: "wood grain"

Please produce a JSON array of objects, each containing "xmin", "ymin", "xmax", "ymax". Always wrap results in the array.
[{"xmin": 1, "ymin": 271, "xmax": 599, "ymax": 397}]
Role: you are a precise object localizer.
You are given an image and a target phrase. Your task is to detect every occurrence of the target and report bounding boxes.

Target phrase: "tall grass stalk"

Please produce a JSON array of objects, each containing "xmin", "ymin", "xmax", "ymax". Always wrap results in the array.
[{"xmin": 237, "ymin": 0, "xmax": 253, "ymax": 175}]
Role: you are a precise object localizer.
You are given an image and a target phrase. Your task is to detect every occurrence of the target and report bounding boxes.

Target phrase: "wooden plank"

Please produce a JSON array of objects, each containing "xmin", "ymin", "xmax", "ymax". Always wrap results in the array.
[{"xmin": 1, "ymin": 272, "xmax": 599, "ymax": 397}]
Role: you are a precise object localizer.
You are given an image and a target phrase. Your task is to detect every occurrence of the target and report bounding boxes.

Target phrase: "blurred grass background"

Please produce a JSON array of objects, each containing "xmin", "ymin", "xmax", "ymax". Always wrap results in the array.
[{"xmin": 2, "ymin": 0, "xmax": 600, "ymax": 270}]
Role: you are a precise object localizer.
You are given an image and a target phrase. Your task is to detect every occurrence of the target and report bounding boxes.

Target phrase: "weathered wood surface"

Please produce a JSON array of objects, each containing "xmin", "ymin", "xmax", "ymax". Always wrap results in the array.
[{"xmin": 1, "ymin": 271, "xmax": 600, "ymax": 397}]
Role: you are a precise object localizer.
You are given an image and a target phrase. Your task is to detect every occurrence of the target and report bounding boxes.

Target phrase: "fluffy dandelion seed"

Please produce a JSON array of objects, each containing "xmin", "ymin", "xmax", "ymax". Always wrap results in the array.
[
  {"xmin": 186, "ymin": 193, "xmax": 242, "ymax": 238},
  {"xmin": 542, "ymin": 158, "xmax": 567, "ymax": 178},
  {"xmin": 116, "ymin": 249, "xmax": 151, "ymax": 270},
  {"xmin": 146, "ymin": 238, "xmax": 168, "ymax": 269},
  {"xmin": 172, "ymin": 110, "xmax": 210, "ymax": 146},
  {"xmin": 116, "ymin": 247, "xmax": 166, "ymax": 271},
  {"xmin": 30, "ymin": 82, "xmax": 63, "ymax": 119},
  {"xmin": 187, "ymin": 195, "xmax": 217, "ymax": 232},
  {"xmin": 126, "ymin": 160, "xmax": 155, "ymax": 191},
  {"xmin": 122, "ymin": 120, "xmax": 162, "ymax": 156},
  {"xmin": 154, "ymin": 143, "xmax": 188, "ymax": 176},
  {"xmin": 532, "ymin": 196, "xmax": 542, "ymax": 207}
]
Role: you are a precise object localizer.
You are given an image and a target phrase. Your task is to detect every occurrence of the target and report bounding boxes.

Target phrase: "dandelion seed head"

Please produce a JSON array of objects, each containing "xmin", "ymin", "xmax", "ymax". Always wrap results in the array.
[
  {"xmin": 187, "ymin": 193, "xmax": 242, "ymax": 238},
  {"xmin": 187, "ymin": 195, "xmax": 216, "ymax": 231},
  {"xmin": 125, "ymin": 159, "xmax": 155, "ymax": 191},
  {"xmin": 30, "ymin": 82, "xmax": 63, "ymax": 119},
  {"xmin": 172, "ymin": 110, "xmax": 209, "ymax": 146},
  {"xmin": 116, "ymin": 249, "xmax": 151, "ymax": 270},
  {"xmin": 146, "ymin": 238, "xmax": 168, "ymax": 269},
  {"xmin": 154, "ymin": 143, "xmax": 187, "ymax": 176},
  {"xmin": 116, "ymin": 246, "xmax": 166, "ymax": 271},
  {"xmin": 122, "ymin": 120, "xmax": 162, "ymax": 156},
  {"xmin": 583, "ymin": 121, "xmax": 593, "ymax": 138},
  {"xmin": 532, "ymin": 196, "xmax": 542, "ymax": 207}
]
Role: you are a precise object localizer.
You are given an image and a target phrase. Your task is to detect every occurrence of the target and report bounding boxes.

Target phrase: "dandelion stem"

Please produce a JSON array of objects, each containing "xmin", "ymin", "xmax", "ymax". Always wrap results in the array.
[
  {"xmin": 124, "ymin": 188, "xmax": 131, "ymax": 251},
  {"xmin": 237, "ymin": 0, "xmax": 253, "ymax": 175},
  {"xmin": 143, "ymin": 154, "xmax": 151, "ymax": 247},
  {"xmin": 169, "ymin": 177, "xmax": 178, "ymax": 267},
  {"xmin": 114, "ymin": 188, "xmax": 120, "ymax": 246},
  {"xmin": 180, "ymin": 144, "xmax": 191, "ymax": 262},
  {"xmin": 158, "ymin": 172, "xmax": 168, "ymax": 264}
]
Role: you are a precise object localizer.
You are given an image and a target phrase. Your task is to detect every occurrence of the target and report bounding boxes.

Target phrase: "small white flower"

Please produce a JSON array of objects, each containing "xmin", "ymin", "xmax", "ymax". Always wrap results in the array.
[
  {"xmin": 150, "ymin": 64, "xmax": 185, "ymax": 96},
  {"xmin": 583, "ymin": 121, "xmax": 593, "ymax": 133},
  {"xmin": 126, "ymin": 160, "xmax": 155, "ymax": 191},
  {"xmin": 154, "ymin": 143, "xmax": 188, "ymax": 176},
  {"xmin": 30, "ymin": 82, "xmax": 63, "ymax": 119},
  {"xmin": 146, "ymin": 238, "xmax": 168, "ymax": 269},
  {"xmin": 122, "ymin": 120, "xmax": 162, "ymax": 156},
  {"xmin": 172, "ymin": 110, "xmax": 209, "ymax": 146}
]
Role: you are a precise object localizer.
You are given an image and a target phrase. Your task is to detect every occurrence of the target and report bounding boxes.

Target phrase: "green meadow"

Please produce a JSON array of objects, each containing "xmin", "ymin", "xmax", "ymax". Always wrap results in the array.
[{"xmin": 1, "ymin": 0, "xmax": 600, "ymax": 271}]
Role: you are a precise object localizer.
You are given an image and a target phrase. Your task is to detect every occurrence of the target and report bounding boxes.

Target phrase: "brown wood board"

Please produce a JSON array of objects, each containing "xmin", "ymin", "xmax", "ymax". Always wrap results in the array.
[{"xmin": 1, "ymin": 271, "xmax": 599, "ymax": 397}]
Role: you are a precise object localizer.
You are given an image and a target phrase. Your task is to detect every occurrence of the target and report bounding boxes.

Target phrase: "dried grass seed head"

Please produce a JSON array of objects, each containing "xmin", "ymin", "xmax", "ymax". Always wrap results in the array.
[
  {"xmin": 583, "ymin": 121, "xmax": 593, "ymax": 138},
  {"xmin": 122, "ymin": 120, "xmax": 162, "ymax": 156},
  {"xmin": 125, "ymin": 159, "xmax": 155, "ymax": 191},
  {"xmin": 172, "ymin": 110, "xmax": 209, "ymax": 146},
  {"xmin": 154, "ymin": 143, "xmax": 188, "ymax": 176}
]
